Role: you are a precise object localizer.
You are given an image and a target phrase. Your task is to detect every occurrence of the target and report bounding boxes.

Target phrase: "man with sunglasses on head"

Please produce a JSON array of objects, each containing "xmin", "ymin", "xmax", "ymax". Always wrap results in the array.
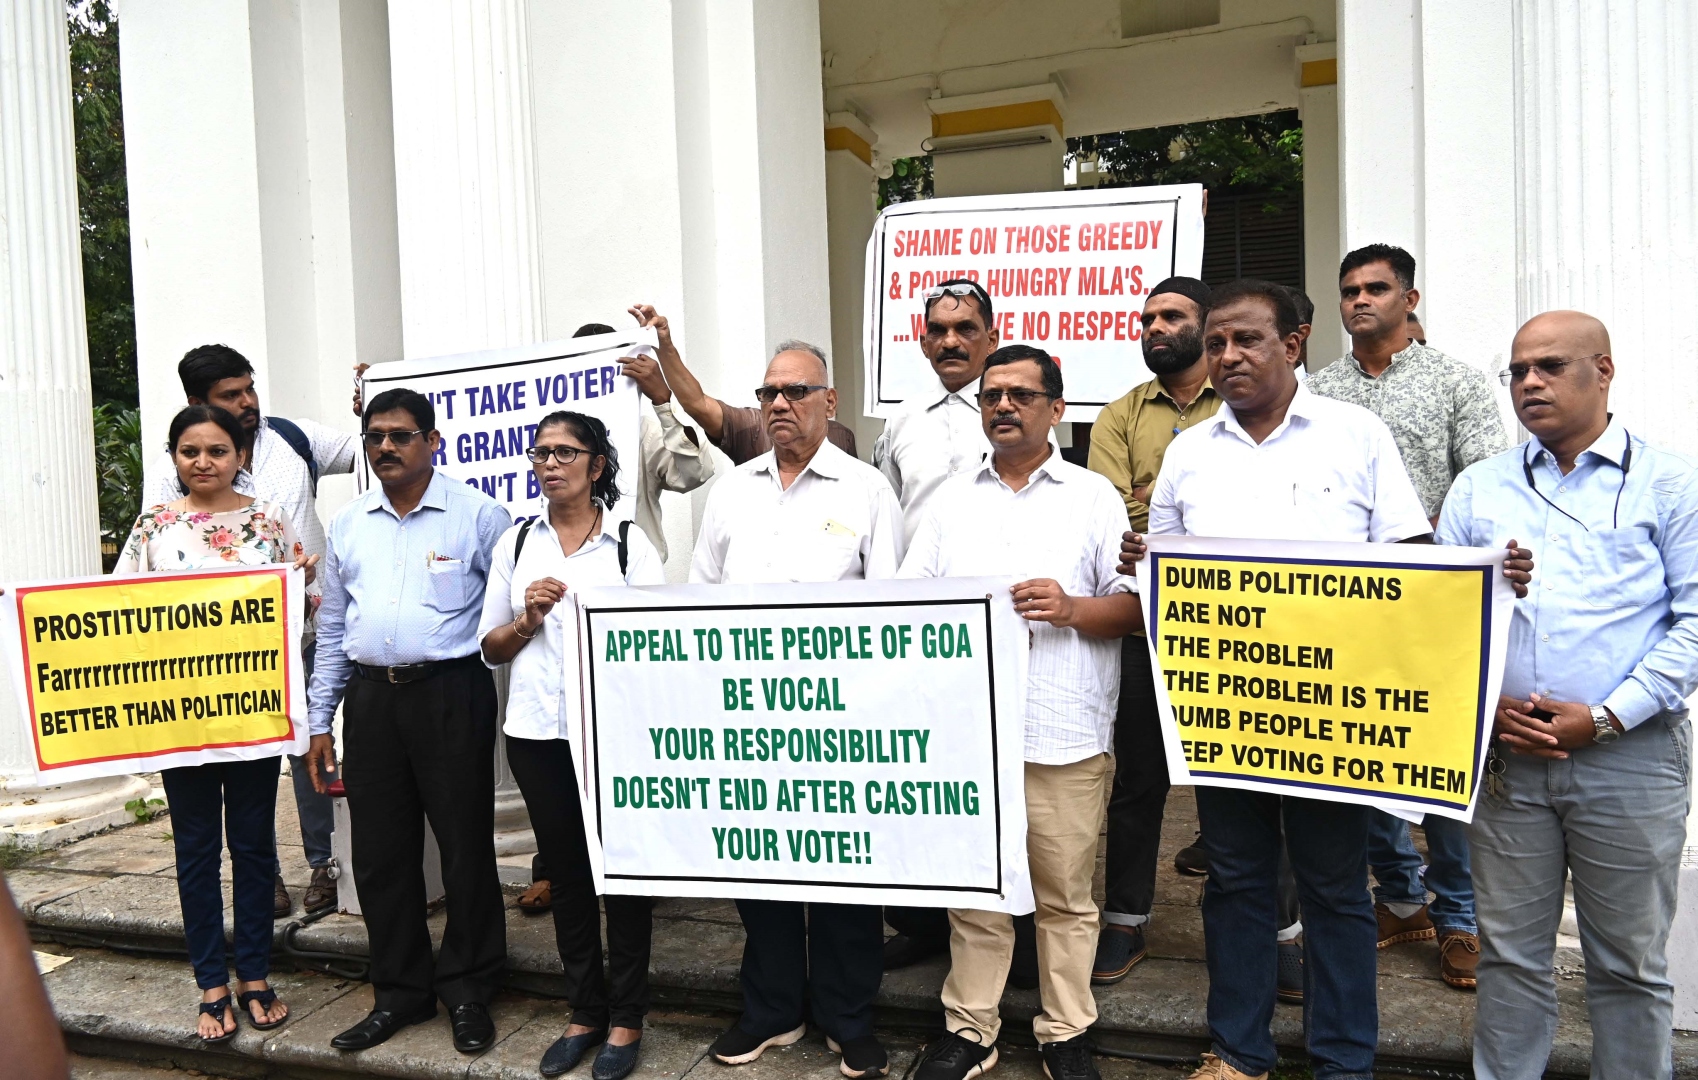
[
  {"xmin": 301, "ymin": 389, "xmax": 513, "ymax": 1056},
  {"xmin": 1309, "ymin": 244, "xmax": 1508, "ymax": 992},
  {"xmin": 629, "ymin": 304, "xmax": 860, "ymax": 463},
  {"xmin": 145, "ymin": 344, "xmax": 360, "ymax": 919},
  {"xmin": 903, "ymin": 344, "xmax": 1139, "ymax": 1080},
  {"xmin": 690, "ymin": 341, "xmax": 902, "ymax": 1080},
  {"xmin": 1439, "ymin": 311, "xmax": 1698, "ymax": 1080}
]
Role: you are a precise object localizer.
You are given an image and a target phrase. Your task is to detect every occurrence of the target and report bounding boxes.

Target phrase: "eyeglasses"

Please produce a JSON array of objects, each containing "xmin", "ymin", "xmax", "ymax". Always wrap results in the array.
[
  {"xmin": 754, "ymin": 384, "xmax": 828, "ymax": 404},
  {"xmin": 525, "ymin": 445, "xmax": 592, "ymax": 465},
  {"xmin": 361, "ymin": 429, "xmax": 426, "ymax": 448},
  {"xmin": 1498, "ymin": 354, "xmax": 1603, "ymax": 386},
  {"xmin": 976, "ymin": 388, "xmax": 1054, "ymax": 408},
  {"xmin": 923, "ymin": 282, "xmax": 989, "ymax": 305}
]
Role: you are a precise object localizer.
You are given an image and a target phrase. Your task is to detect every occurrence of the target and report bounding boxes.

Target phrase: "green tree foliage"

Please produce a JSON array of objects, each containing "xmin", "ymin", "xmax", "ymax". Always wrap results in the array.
[
  {"xmin": 69, "ymin": 0, "xmax": 136, "ymax": 409},
  {"xmin": 93, "ymin": 401, "xmax": 143, "ymax": 564},
  {"xmin": 878, "ymin": 155, "xmax": 933, "ymax": 209},
  {"xmin": 1068, "ymin": 109, "xmax": 1302, "ymax": 193}
]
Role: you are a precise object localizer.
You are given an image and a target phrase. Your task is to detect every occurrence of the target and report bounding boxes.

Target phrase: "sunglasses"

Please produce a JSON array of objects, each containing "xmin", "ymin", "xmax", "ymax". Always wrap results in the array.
[
  {"xmin": 1498, "ymin": 354, "xmax": 1603, "ymax": 386},
  {"xmin": 754, "ymin": 384, "xmax": 828, "ymax": 404},
  {"xmin": 361, "ymin": 429, "xmax": 426, "ymax": 448},
  {"xmin": 923, "ymin": 282, "xmax": 989, "ymax": 306},
  {"xmin": 976, "ymin": 388, "xmax": 1054, "ymax": 408}
]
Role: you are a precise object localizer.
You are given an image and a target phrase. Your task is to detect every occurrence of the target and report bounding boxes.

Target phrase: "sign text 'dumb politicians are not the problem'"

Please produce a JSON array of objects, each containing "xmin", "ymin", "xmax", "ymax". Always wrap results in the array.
[
  {"xmin": 574, "ymin": 578, "xmax": 1034, "ymax": 911},
  {"xmin": 863, "ymin": 184, "xmax": 1205, "ymax": 421},
  {"xmin": 0, "ymin": 566, "xmax": 308, "ymax": 783},
  {"xmin": 1135, "ymin": 536, "xmax": 1515, "ymax": 822}
]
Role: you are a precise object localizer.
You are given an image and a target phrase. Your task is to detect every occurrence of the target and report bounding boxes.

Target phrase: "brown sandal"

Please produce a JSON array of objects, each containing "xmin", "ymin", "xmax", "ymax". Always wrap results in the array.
[{"xmin": 517, "ymin": 879, "xmax": 552, "ymax": 913}]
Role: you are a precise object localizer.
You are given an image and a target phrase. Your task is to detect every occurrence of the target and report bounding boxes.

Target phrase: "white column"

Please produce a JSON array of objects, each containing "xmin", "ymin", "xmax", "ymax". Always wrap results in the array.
[
  {"xmin": 1337, "ymin": 0, "xmax": 1422, "ymax": 260},
  {"xmin": 387, "ymin": 0, "xmax": 542, "ymax": 853},
  {"xmin": 824, "ymin": 113, "xmax": 881, "ymax": 454},
  {"xmin": 0, "ymin": 0, "xmax": 149, "ymax": 846},
  {"xmin": 1512, "ymin": 0, "xmax": 1698, "ymax": 453},
  {"xmin": 1296, "ymin": 42, "xmax": 1341, "ymax": 370}
]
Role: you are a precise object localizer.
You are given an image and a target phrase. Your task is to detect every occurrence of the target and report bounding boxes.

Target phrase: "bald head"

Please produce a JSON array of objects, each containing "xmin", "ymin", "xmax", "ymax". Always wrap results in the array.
[{"xmin": 1514, "ymin": 310, "xmax": 1612, "ymax": 358}]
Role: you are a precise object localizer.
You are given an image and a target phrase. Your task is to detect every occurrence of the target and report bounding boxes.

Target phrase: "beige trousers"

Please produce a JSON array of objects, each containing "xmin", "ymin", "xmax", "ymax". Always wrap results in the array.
[{"xmin": 941, "ymin": 753, "xmax": 1113, "ymax": 1045}]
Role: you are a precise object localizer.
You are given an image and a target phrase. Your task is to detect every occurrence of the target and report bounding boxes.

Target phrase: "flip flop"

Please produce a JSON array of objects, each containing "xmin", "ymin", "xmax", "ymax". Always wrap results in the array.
[
  {"xmin": 238, "ymin": 986, "xmax": 289, "ymax": 1031},
  {"xmin": 198, "ymin": 993, "xmax": 238, "ymax": 1045}
]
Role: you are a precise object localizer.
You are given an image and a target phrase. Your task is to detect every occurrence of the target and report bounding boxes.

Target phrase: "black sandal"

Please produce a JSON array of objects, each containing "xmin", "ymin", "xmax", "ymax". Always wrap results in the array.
[
  {"xmin": 238, "ymin": 986, "xmax": 288, "ymax": 1031},
  {"xmin": 198, "ymin": 993, "xmax": 238, "ymax": 1044}
]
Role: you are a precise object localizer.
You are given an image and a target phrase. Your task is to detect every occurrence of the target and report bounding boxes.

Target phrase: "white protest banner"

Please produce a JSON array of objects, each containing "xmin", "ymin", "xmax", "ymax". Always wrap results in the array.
[
  {"xmin": 573, "ymin": 578, "xmax": 1034, "ymax": 911},
  {"xmin": 1, "ymin": 566, "xmax": 308, "ymax": 783},
  {"xmin": 1136, "ymin": 535, "xmax": 1515, "ymax": 822},
  {"xmin": 359, "ymin": 329, "xmax": 650, "ymax": 523},
  {"xmin": 863, "ymin": 184, "xmax": 1205, "ymax": 420}
]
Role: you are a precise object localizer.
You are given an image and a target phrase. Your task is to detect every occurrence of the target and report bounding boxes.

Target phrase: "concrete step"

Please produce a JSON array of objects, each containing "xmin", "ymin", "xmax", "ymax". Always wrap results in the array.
[{"xmin": 49, "ymin": 948, "xmax": 1198, "ymax": 1080}]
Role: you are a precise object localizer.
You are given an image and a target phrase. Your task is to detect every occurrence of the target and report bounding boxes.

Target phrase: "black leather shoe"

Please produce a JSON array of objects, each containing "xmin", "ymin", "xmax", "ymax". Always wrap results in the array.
[
  {"xmin": 330, "ymin": 1005, "xmax": 437, "ymax": 1051},
  {"xmin": 451, "ymin": 1002, "xmax": 496, "ymax": 1054}
]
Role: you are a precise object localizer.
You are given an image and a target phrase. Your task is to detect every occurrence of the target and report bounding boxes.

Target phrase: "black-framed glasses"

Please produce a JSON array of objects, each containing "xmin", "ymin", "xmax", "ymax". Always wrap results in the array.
[
  {"xmin": 976, "ymin": 388, "xmax": 1054, "ymax": 408},
  {"xmin": 525, "ymin": 445, "xmax": 592, "ymax": 465},
  {"xmin": 754, "ymin": 383, "xmax": 828, "ymax": 404},
  {"xmin": 361, "ymin": 429, "xmax": 426, "ymax": 448},
  {"xmin": 1498, "ymin": 353, "xmax": 1603, "ymax": 386}
]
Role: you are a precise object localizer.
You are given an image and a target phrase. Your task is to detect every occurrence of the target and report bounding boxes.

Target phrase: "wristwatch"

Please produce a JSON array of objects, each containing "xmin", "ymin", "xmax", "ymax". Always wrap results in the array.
[{"xmin": 1589, "ymin": 704, "xmax": 1620, "ymax": 744}]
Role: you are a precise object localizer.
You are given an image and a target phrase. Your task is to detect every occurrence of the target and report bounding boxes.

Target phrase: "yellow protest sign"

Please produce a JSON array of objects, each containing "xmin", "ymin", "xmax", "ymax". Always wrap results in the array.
[
  {"xmin": 1136, "ymin": 536, "xmax": 1513, "ymax": 820},
  {"xmin": 2, "ymin": 567, "xmax": 307, "ymax": 781}
]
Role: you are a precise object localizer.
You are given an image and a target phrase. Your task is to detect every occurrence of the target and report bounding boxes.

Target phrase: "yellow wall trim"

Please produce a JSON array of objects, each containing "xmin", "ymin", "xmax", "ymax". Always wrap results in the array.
[
  {"xmin": 824, "ymin": 125, "xmax": 873, "ymax": 166},
  {"xmin": 1300, "ymin": 58, "xmax": 1337, "ymax": 87},
  {"xmin": 931, "ymin": 99, "xmax": 1064, "ymax": 140}
]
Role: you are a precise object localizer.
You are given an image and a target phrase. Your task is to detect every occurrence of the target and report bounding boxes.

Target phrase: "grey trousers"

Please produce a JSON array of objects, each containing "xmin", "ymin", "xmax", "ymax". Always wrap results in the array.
[{"xmin": 1470, "ymin": 712, "xmax": 1691, "ymax": 1080}]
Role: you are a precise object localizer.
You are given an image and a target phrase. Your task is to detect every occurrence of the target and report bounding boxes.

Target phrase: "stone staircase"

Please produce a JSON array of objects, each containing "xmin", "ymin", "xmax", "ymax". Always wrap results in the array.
[{"xmin": 15, "ymin": 787, "xmax": 1670, "ymax": 1079}]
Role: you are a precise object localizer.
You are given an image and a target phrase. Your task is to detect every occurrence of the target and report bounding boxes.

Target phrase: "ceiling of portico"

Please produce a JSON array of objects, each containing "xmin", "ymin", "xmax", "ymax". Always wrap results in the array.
[{"xmin": 819, "ymin": 0, "xmax": 1335, "ymax": 159}]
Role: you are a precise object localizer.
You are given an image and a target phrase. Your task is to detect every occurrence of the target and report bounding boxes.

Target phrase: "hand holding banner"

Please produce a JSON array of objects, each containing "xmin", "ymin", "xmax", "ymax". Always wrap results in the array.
[
  {"xmin": 573, "ymin": 578, "xmax": 1034, "ymax": 911},
  {"xmin": 1, "ymin": 566, "xmax": 308, "ymax": 782},
  {"xmin": 1135, "ymin": 535, "xmax": 1515, "ymax": 821}
]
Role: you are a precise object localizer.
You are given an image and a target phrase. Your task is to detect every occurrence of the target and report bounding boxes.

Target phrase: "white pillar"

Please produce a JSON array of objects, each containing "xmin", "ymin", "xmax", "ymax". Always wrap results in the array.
[
  {"xmin": 0, "ymin": 0, "xmax": 149, "ymax": 846},
  {"xmin": 386, "ymin": 0, "xmax": 542, "ymax": 853},
  {"xmin": 824, "ymin": 113, "xmax": 881, "ymax": 454},
  {"xmin": 1512, "ymin": 0, "xmax": 1698, "ymax": 454},
  {"xmin": 1296, "ymin": 43, "xmax": 1341, "ymax": 370},
  {"xmin": 1337, "ymin": 0, "xmax": 1422, "ymax": 261}
]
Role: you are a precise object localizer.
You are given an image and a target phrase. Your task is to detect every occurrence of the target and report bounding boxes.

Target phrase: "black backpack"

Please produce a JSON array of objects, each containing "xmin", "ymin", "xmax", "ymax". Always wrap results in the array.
[{"xmin": 514, "ymin": 518, "xmax": 633, "ymax": 577}]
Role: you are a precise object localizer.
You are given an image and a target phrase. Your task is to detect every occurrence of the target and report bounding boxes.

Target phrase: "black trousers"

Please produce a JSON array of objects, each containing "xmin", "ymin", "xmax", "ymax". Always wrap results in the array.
[
  {"xmin": 885, "ymin": 905, "xmax": 950, "ymax": 943},
  {"xmin": 341, "ymin": 657, "xmax": 506, "ymax": 1013},
  {"xmin": 735, "ymin": 899, "xmax": 883, "ymax": 1042},
  {"xmin": 1104, "ymin": 635, "xmax": 1171, "ymax": 921},
  {"xmin": 506, "ymin": 734, "xmax": 653, "ymax": 1030}
]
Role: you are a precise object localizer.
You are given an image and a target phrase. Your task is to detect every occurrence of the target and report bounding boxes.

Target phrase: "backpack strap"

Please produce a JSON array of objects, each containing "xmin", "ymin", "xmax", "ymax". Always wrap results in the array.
[
  {"xmin": 513, "ymin": 519, "xmax": 531, "ymax": 563},
  {"xmin": 265, "ymin": 416, "xmax": 319, "ymax": 498},
  {"xmin": 618, "ymin": 520, "xmax": 632, "ymax": 578}
]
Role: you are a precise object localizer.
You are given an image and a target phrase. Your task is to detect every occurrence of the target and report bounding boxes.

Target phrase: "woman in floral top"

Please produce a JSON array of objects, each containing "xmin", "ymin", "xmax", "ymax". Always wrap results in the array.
[{"xmin": 114, "ymin": 405, "xmax": 318, "ymax": 1044}]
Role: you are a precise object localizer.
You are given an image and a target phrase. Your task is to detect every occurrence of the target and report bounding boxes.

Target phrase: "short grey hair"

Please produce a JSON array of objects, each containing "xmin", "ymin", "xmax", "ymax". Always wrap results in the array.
[{"xmin": 771, "ymin": 338, "xmax": 831, "ymax": 387}]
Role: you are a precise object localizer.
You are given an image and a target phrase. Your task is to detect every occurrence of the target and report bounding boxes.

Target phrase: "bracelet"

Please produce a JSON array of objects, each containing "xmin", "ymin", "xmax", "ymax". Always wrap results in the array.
[{"xmin": 512, "ymin": 617, "xmax": 539, "ymax": 640}]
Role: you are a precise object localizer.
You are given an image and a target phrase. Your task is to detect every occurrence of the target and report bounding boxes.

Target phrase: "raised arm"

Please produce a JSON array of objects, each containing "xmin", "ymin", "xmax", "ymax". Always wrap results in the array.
[{"xmin": 630, "ymin": 303, "xmax": 725, "ymax": 442}]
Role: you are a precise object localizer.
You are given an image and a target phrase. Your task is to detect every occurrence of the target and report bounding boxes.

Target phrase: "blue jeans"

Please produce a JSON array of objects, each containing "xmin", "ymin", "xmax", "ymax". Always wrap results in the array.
[
  {"xmin": 1196, "ymin": 787, "xmax": 1377, "ymax": 1080},
  {"xmin": 1471, "ymin": 714, "xmax": 1690, "ymax": 1080},
  {"xmin": 163, "ymin": 756, "xmax": 280, "ymax": 988},
  {"xmin": 1367, "ymin": 810, "xmax": 1475, "ymax": 934},
  {"xmin": 276, "ymin": 650, "xmax": 335, "ymax": 874}
]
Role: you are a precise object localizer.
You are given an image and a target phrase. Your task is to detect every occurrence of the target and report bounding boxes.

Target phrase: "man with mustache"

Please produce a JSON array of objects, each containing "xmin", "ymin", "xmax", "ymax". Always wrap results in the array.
[
  {"xmin": 302, "ymin": 388, "xmax": 512, "ymax": 1055},
  {"xmin": 1085, "ymin": 277, "xmax": 1221, "ymax": 984},
  {"xmin": 143, "ymin": 344, "xmax": 359, "ymax": 919},
  {"xmin": 903, "ymin": 344, "xmax": 1139, "ymax": 1080},
  {"xmin": 1309, "ymin": 245, "xmax": 1508, "ymax": 991},
  {"xmin": 1440, "ymin": 312, "xmax": 1698, "ymax": 1080}
]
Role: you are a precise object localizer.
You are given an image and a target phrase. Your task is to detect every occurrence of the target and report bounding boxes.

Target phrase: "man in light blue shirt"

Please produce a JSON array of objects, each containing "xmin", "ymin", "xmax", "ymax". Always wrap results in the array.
[
  {"xmin": 1437, "ymin": 310, "xmax": 1698, "ymax": 1080},
  {"xmin": 303, "ymin": 388, "xmax": 512, "ymax": 1057}
]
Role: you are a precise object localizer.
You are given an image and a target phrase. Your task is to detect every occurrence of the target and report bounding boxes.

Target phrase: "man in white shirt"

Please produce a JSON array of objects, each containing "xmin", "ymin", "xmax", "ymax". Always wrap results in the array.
[
  {"xmin": 690, "ymin": 340, "xmax": 902, "ymax": 1080},
  {"xmin": 903, "ymin": 345, "xmax": 1139, "ymax": 1080},
  {"xmin": 1124, "ymin": 280, "xmax": 1529, "ymax": 1080},
  {"xmin": 142, "ymin": 344, "xmax": 358, "ymax": 919}
]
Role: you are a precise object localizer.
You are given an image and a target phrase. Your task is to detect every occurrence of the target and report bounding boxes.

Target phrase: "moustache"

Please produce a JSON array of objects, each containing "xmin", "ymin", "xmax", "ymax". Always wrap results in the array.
[
  {"xmin": 937, "ymin": 349, "xmax": 970, "ymax": 362},
  {"xmin": 375, "ymin": 454, "xmax": 403, "ymax": 467},
  {"xmin": 990, "ymin": 413, "xmax": 1023, "ymax": 427}
]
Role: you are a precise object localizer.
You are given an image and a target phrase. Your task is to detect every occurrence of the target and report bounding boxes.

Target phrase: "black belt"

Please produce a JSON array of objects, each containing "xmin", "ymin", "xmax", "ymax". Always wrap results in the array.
[{"xmin": 354, "ymin": 654, "xmax": 482, "ymax": 685}]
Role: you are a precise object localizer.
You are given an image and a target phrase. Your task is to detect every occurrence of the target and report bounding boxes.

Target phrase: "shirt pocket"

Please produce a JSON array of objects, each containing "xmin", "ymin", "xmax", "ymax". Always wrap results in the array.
[
  {"xmin": 424, "ymin": 558, "xmax": 471, "ymax": 612},
  {"xmin": 788, "ymin": 529, "xmax": 862, "ymax": 582},
  {"xmin": 1576, "ymin": 526, "xmax": 1664, "ymax": 608}
]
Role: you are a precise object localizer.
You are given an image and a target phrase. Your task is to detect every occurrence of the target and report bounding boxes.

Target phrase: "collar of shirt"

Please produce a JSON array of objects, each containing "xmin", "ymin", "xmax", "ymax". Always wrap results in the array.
[
  {"xmin": 750, "ymin": 438, "xmax": 853, "ymax": 487},
  {"xmin": 1209, "ymin": 380, "xmax": 1320, "ymax": 447},
  {"xmin": 369, "ymin": 469, "xmax": 452, "ymax": 520},
  {"xmin": 1139, "ymin": 374, "xmax": 1216, "ymax": 407},
  {"xmin": 1525, "ymin": 416, "xmax": 1632, "ymax": 479},
  {"xmin": 924, "ymin": 374, "xmax": 980, "ymax": 411},
  {"xmin": 972, "ymin": 444, "xmax": 1067, "ymax": 492},
  {"xmin": 1343, "ymin": 340, "xmax": 1426, "ymax": 377}
]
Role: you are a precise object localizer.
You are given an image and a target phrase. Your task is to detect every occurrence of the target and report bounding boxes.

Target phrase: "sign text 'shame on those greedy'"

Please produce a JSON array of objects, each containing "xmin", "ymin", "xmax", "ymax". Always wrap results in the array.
[
  {"xmin": 863, "ymin": 184, "xmax": 1205, "ymax": 421},
  {"xmin": 1135, "ymin": 536, "xmax": 1515, "ymax": 822},
  {"xmin": 0, "ymin": 566, "xmax": 308, "ymax": 782},
  {"xmin": 574, "ymin": 578, "xmax": 1035, "ymax": 910}
]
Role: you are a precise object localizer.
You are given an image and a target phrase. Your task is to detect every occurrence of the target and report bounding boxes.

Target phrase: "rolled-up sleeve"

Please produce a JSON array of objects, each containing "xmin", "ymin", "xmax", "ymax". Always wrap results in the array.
[
  {"xmin": 1603, "ymin": 471, "xmax": 1698, "ymax": 728},
  {"xmin": 650, "ymin": 403, "xmax": 715, "ymax": 493}
]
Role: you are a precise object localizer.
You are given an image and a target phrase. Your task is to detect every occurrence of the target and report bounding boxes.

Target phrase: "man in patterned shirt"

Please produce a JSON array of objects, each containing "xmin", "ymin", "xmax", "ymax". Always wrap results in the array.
[
  {"xmin": 1308, "ymin": 244, "xmax": 1509, "ymax": 991},
  {"xmin": 142, "ymin": 344, "xmax": 359, "ymax": 919}
]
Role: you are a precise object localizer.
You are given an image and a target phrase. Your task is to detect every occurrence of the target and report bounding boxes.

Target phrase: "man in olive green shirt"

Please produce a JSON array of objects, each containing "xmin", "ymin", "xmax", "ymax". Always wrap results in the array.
[{"xmin": 1086, "ymin": 277, "xmax": 1222, "ymax": 983}]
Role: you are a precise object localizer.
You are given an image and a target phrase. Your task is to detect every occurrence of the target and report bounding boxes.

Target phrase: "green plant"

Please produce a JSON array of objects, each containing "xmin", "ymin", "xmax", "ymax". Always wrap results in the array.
[
  {"xmin": 1068, "ymin": 109, "xmax": 1303, "ymax": 196},
  {"xmin": 878, "ymin": 155, "xmax": 933, "ymax": 209},
  {"xmin": 94, "ymin": 401, "xmax": 144, "ymax": 564},
  {"xmin": 123, "ymin": 796, "xmax": 165, "ymax": 824}
]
